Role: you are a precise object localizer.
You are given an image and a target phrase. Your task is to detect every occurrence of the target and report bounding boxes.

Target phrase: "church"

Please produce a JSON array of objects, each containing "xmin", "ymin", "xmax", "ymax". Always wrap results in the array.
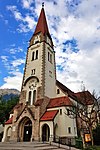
[{"xmin": 2, "ymin": 6, "xmax": 78, "ymax": 144}]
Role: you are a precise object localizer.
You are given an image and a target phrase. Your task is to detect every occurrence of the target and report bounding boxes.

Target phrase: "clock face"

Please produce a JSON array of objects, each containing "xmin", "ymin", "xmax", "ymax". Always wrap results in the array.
[{"xmin": 28, "ymin": 78, "xmax": 37, "ymax": 90}]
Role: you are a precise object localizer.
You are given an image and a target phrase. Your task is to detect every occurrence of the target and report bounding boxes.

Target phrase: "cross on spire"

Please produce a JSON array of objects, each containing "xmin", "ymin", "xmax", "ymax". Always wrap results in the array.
[{"xmin": 42, "ymin": 2, "xmax": 44, "ymax": 8}]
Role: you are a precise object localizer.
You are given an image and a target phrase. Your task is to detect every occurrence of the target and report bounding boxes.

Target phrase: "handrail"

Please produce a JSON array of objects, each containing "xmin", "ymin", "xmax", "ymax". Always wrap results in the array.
[{"xmin": 41, "ymin": 134, "xmax": 73, "ymax": 149}]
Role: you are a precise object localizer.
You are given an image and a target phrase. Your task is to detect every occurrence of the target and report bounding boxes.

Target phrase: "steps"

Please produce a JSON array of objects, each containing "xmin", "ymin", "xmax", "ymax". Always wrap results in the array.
[{"xmin": 0, "ymin": 141, "xmax": 66, "ymax": 150}]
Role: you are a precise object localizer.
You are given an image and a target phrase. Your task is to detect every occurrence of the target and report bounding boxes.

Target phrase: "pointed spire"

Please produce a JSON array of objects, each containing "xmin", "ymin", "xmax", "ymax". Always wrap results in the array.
[{"xmin": 33, "ymin": 6, "xmax": 51, "ymax": 38}]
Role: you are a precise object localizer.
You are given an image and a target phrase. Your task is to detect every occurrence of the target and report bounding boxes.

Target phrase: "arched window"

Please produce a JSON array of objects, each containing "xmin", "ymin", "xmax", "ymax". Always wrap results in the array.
[
  {"xmin": 33, "ymin": 90, "xmax": 36, "ymax": 104},
  {"xmin": 32, "ymin": 51, "xmax": 35, "ymax": 61},
  {"xmin": 36, "ymin": 50, "xmax": 38, "ymax": 59},
  {"xmin": 28, "ymin": 91, "xmax": 31, "ymax": 105}
]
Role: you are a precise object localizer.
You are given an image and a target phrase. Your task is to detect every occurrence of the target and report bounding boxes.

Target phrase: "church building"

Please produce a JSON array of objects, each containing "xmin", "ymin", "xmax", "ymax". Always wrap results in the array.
[{"xmin": 2, "ymin": 6, "xmax": 78, "ymax": 144}]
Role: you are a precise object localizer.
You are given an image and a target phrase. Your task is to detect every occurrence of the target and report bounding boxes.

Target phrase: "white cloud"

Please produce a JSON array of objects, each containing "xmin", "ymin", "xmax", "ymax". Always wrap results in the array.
[
  {"xmin": 21, "ymin": 0, "xmax": 34, "ymax": 9},
  {"xmin": 7, "ymin": 5, "xmax": 36, "ymax": 32},
  {"xmin": 1, "ymin": 56, "xmax": 8, "ymax": 62},
  {"xmin": 11, "ymin": 59, "xmax": 25, "ymax": 67},
  {"xmin": 9, "ymin": 47, "xmax": 23, "ymax": 54},
  {"xmin": 40, "ymin": 0, "xmax": 100, "ymax": 93},
  {"xmin": 56, "ymin": 47, "xmax": 100, "ymax": 93},
  {"xmin": 0, "ymin": 72, "xmax": 23, "ymax": 91},
  {"xmin": 7, "ymin": 6, "xmax": 22, "ymax": 20},
  {"xmin": 3, "ymin": 0, "xmax": 100, "ymax": 94}
]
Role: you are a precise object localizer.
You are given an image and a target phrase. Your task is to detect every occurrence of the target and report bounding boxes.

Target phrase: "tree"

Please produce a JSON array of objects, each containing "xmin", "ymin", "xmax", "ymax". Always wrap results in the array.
[
  {"xmin": 93, "ymin": 124, "xmax": 100, "ymax": 145},
  {"xmin": 67, "ymin": 90, "xmax": 100, "ymax": 147},
  {"xmin": 0, "ymin": 96, "xmax": 19, "ymax": 125}
]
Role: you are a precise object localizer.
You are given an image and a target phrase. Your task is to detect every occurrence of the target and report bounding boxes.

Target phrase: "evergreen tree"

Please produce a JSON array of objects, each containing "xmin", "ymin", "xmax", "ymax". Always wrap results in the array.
[{"xmin": 0, "ymin": 96, "xmax": 19, "ymax": 125}]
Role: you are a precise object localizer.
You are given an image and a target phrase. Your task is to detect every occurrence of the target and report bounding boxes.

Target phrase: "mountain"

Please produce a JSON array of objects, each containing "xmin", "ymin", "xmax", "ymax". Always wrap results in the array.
[{"xmin": 0, "ymin": 89, "xmax": 20, "ymax": 100}]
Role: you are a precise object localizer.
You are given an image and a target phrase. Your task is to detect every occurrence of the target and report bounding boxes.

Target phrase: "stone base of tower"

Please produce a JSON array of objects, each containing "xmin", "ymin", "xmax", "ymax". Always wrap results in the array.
[{"xmin": 2, "ymin": 96, "xmax": 50, "ymax": 143}]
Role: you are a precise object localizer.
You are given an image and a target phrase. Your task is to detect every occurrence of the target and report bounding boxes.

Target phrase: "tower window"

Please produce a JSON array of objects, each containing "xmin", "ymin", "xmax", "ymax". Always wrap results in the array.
[
  {"xmin": 32, "ymin": 51, "xmax": 35, "ymax": 61},
  {"xmin": 50, "ymin": 54, "xmax": 52, "ymax": 63},
  {"xmin": 59, "ymin": 109, "xmax": 62, "ymax": 115},
  {"xmin": 49, "ymin": 71, "xmax": 52, "ymax": 77},
  {"xmin": 48, "ymin": 52, "xmax": 52, "ymax": 63},
  {"xmin": 57, "ymin": 89, "xmax": 60, "ymax": 94},
  {"xmin": 67, "ymin": 109, "xmax": 70, "ymax": 115},
  {"xmin": 33, "ymin": 90, "xmax": 36, "ymax": 104},
  {"xmin": 32, "ymin": 50, "xmax": 38, "ymax": 61},
  {"xmin": 36, "ymin": 50, "xmax": 38, "ymax": 59},
  {"xmin": 74, "ymin": 127, "xmax": 76, "ymax": 134},
  {"xmin": 48, "ymin": 52, "xmax": 50, "ymax": 61},
  {"xmin": 28, "ymin": 91, "xmax": 31, "ymax": 105},
  {"xmin": 68, "ymin": 127, "xmax": 71, "ymax": 134},
  {"xmin": 31, "ymin": 69, "xmax": 35, "ymax": 75}
]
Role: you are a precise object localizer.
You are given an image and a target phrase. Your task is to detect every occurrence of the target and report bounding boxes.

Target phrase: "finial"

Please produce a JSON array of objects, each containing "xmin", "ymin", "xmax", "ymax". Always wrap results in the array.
[{"xmin": 42, "ymin": 2, "xmax": 44, "ymax": 8}]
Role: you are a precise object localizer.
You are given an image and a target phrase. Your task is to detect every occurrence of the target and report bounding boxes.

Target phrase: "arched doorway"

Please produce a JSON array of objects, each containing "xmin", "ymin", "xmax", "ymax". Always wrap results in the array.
[
  {"xmin": 23, "ymin": 120, "xmax": 32, "ymax": 141},
  {"xmin": 42, "ymin": 124, "xmax": 50, "ymax": 141},
  {"xmin": 18, "ymin": 117, "xmax": 32, "ymax": 142}
]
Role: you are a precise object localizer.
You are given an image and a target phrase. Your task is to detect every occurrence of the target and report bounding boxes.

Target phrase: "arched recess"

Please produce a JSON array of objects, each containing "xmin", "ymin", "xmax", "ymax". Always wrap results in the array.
[
  {"xmin": 42, "ymin": 124, "xmax": 50, "ymax": 141},
  {"xmin": 6, "ymin": 126, "xmax": 12, "ymax": 142},
  {"xmin": 18, "ymin": 117, "xmax": 32, "ymax": 142},
  {"xmin": 24, "ymin": 76, "xmax": 39, "ymax": 86}
]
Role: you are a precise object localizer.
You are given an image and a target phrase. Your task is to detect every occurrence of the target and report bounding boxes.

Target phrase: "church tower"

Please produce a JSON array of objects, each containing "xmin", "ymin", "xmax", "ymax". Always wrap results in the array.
[
  {"xmin": 20, "ymin": 6, "xmax": 56, "ymax": 106},
  {"xmin": 4, "ymin": 6, "xmax": 57, "ymax": 142},
  {"xmin": 2, "ymin": 5, "xmax": 78, "ymax": 143}
]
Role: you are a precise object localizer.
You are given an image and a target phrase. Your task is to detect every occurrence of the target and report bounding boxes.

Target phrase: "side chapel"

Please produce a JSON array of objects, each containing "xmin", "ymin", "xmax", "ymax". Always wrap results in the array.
[{"xmin": 2, "ymin": 6, "xmax": 78, "ymax": 144}]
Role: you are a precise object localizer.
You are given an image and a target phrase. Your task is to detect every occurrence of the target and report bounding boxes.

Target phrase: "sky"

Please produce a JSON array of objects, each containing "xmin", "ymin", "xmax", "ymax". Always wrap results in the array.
[{"xmin": 0, "ymin": 0, "xmax": 100, "ymax": 94}]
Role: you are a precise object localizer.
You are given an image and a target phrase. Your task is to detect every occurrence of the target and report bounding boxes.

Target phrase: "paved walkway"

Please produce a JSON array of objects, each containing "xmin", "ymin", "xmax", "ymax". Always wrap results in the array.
[{"xmin": 0, "ymin": 141, "xmax": 80, "ymax": 150}]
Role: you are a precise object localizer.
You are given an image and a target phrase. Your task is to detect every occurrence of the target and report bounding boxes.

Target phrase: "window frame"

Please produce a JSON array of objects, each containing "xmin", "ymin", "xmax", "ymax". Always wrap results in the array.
[
  {"xmin": 32, "ymin": 51, "xmax": 35, "ymax": 61},
  {"xmin": 57, "ymin": 89, "xmax": 60, "ymax": 94},
  {"xmin": 68, "ymin": 127, "xmax": 71, "ymax": 134},
  {"xmin": 35, "ymin": 50, "xmax": 38, "ymax": 60}
]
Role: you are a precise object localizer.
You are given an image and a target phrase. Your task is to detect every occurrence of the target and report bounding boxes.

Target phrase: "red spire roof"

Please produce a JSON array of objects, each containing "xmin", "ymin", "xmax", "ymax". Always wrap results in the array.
[{"xmin": 34, "ymin": 8, "xmax": 50, "ymax": 37}]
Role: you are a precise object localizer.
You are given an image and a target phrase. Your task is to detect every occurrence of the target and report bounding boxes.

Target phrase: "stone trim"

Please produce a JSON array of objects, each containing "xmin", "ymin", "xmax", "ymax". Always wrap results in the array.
[
  {"xmin": 41, "ymin": 41, "xmax": 46, "ymax": 98},
  {"xmin": 20, "ymin": 48, "xmax": 29, "ymax": 92}
]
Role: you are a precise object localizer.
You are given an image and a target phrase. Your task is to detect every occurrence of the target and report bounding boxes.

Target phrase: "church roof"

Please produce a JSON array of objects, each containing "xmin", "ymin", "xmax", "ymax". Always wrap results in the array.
[
  {"xmin": 75, "ymin": 91, "xmax": 94, "ymax": 105},
  {"xmin": 33, "ymin": 7, "xmax": 51, "ymax": 38},
  {"xmin": 5, "ymin": 116, "xmax": 13, "ymax": 125},
  {"xmin": 47, "ymin": 96, "xmax": 73, "ymax": 108},
  {"xmin": 56, "ymin": 80, "xmax": 77, "ymax": 100},
  {"xmin": 40, "ymin": 110, "xmax": 58, "ymax": 121}
]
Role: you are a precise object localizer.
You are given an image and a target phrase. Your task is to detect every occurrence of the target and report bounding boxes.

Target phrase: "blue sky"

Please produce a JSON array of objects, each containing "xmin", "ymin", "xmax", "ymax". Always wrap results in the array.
[{"xmin": 0, "ymin": 0, "xmax": 100, "ymax": 94}]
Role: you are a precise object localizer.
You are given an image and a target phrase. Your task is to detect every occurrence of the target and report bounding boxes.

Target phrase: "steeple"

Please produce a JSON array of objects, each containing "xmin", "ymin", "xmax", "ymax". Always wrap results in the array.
[
  {"xmin": 29, "ymin": 5, "xmax": 53, "ymax": 47},
  {"xmin": 34, "ymin": 7, "xmax": 50, "ymax": 38}
]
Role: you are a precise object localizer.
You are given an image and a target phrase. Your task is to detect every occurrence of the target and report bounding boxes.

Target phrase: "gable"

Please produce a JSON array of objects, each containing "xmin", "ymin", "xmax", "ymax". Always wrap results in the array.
[{"xmin": 56, "ymin": 80, "xmax": 77, "ymax": 100}]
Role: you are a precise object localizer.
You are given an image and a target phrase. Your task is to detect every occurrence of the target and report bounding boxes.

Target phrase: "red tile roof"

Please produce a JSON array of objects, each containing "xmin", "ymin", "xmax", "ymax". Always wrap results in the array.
[
  {"xmin": 40, "ymin": 110, "xmax": 58, "ymax": 121},
  {"xmin": 47, "ymin": 96, "xmax": 73, "ymax": 108},
  {"xmin": 5, "ymin": 116, "xmax": 13, "ymax": 125},
  {"xmin": 75, "ymin": 91, "xmax": 94, "ymax": 105}
]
